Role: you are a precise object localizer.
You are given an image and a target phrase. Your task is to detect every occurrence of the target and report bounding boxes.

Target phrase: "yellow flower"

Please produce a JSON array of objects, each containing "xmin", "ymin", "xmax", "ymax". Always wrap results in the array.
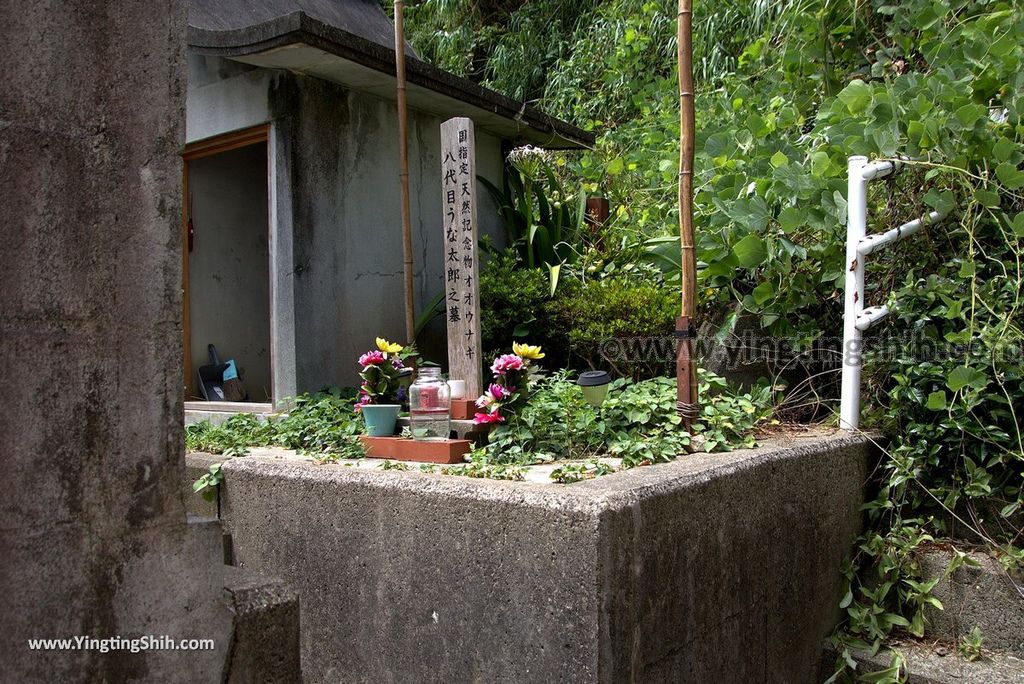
[
  {"xmin": 375, "ymin": 337, "xmax": 403, "ymax": 354},
  {"xmin": 512, "ymin": 342, "xmax": 545, "ymax": 360}
]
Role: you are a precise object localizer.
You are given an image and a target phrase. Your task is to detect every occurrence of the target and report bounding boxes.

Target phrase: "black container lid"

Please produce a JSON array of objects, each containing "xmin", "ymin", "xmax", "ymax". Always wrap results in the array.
[{"xmin": 577, "ymin": 370, "xmax": 611, "ymax": 387}]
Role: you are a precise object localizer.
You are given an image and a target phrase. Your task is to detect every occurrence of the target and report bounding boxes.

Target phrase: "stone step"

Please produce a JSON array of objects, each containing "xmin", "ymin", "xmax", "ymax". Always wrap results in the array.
[
  {"xmin": 182, "ymin": 516, "xmax": 301, "ymax": 680},
  {"xmin": 222, "ymin": 566, "xmax": 301, "ymax": 684},
  {"xmin": 919, "ymin": 548, "xmax": 1024, "ymax": 657}
]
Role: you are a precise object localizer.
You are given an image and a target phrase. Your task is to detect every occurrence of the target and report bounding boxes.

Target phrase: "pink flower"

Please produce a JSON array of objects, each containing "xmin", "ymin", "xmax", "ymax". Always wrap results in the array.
[
  {"xmin": 359, "ymin": 350, "xmax": 385, "ymax": 367},
  {"xmin": 489, "ymin": 383, "xmax": 512, "ymax": 401},
  {"xmin": 473, "ymin": 410, "xmax": 505, "ymax": 425},
  {"xmin": 475, "ymin": 383, "xmax": 515, "ymax": 409},
  {"xmin": 490, "ymin": 354, "xmax": 525, "ymax": 375}
]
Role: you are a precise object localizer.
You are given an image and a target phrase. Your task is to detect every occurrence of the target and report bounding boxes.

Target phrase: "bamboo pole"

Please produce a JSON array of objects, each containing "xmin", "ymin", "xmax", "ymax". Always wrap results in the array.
[
  {"xmin": 394, "ymin": 0, "xmax": 416, "ymax": 343},
  {"xmin": 676, "ymin": 0, "xmax": 699, "ymax": 430}
]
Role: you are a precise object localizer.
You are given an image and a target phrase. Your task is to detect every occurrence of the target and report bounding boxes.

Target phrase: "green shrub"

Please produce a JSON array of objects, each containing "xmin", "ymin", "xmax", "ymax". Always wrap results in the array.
[
  {"xmin": 550, "ymin": 276, "xmax": 678, "ymax": 379},
  {"xmin": 480, "ymin": 253, "xmax": 680, "ymax": 378},
  {"xmin": 479, "ymin": 251, "xmax": 558, "ymax": 359}
]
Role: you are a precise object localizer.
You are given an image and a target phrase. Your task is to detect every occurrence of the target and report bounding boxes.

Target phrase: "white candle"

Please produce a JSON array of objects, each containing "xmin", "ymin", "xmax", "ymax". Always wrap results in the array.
[{"xmin": 447, "ymin": 379, "xmax": 466, "ymax": 399}]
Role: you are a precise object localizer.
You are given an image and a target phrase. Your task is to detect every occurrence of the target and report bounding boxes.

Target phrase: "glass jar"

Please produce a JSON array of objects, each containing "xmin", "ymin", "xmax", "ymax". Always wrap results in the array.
[{"xmin": 409, "ymin": 366, "xmax": 451, "ymax": 441}]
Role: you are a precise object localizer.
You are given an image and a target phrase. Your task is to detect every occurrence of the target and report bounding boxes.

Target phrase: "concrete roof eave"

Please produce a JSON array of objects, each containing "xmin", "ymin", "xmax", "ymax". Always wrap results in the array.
[{"xmin": 187, "ymin": 11, "xmax": 594, "ymax": 150}]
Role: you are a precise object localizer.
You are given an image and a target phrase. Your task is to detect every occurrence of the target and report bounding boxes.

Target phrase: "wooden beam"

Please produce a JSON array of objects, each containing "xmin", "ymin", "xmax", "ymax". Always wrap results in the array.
[{"xmin": 183, "ymin": 124, "xmax": 269, "ymax": 161}]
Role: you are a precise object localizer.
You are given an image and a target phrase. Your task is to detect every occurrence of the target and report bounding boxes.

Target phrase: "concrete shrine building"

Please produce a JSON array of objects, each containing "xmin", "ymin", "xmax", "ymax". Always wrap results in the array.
[{"xmin": 182, "ymin": 0, "xmax": 591, "ymax": 411}]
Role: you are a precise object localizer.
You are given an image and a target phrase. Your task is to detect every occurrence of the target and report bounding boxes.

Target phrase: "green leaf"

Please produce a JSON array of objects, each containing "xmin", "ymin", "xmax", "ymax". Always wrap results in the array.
[
  {"xmin": 770, "ymin": 151, "xmax": 789, "ymax": 168},
  {"xmin": 747, "ymin": 113, "xmax": 769, "ymax": 137},
  {"xmin": 548, "ymin": 263, "xmax": 561, "ymax": 297},
  {"xmin": 732, "ymin": 234, "xmax": 767, "ymax": 268},
  {"xmin": 885, "ymin": 614, "xmax": 911, "ymax": 627},
  {"xmin": 778, "ymin": 207, "xmax": 802, "ymax": 231},
  {"xmin": 954, "ymin": 103, "xmax": 987, "ymax": 128},
  {"xmin": 924, "ymin": 189, "xmax": 955, "ymax": 216},
  {"xmin": 778, "ymin": 237, "xmax": 806, "ymax": 259},
  {"xmin": 1013, "ymin": 213, "xmax": 1024, "ymax": 237},
  {"xmin": 946, "ymin": 366, "xmax": 987, "ymax": 392},
  {"xmin": 644, "ymin": 236, "xmax": 683, "ymax": 272},
  {"xmin": 993, "ymin": 136, "xmax": 1015, "ymax": 163},
  {"xmin": 703, "ymin": 254, "xmax": 739, "ymax": 278},
  {"xmin": 996, "ymin": 162, "xmax": 1024, "ymax": 190},
  {"xmin": 926, "ymin": 391, "xmax": 947, "ymax": 410},
  {"xmin": 975, "ymin": 187, "xmax": 1001, "ymax": 207},
  {"xmin": 860, "ymin": 666, "xmax": 902, "ymax": 683},
  {"xmin": 838, "ymin": 79, "xmax": 873, "ymax": 114},
  {"xmin": 909, "ymin": 610, "xmax": 925, "ymax": 637},
  {"xmin": 810, "ymin": 151, "xmax": 832, "ymax": 177},
  {"xmin": 832, "ymin": 191, "xmax": 848, "ymax": 221},
  {"xmin": 606, "ymin": 157, "xmax": 624, "ymax": 176},
  {"xmin": 752, "ymin": 281, "xmax": 774, "ymax": 305}
]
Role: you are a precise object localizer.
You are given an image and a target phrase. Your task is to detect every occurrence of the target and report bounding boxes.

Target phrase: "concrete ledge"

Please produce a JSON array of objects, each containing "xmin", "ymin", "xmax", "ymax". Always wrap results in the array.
[
  {"xmin": 185, "ymin": 409, "xmax": 280, "ymax": 427},
  {"xmin": 217, "ymin": 430, "xmax": 875, "ymax": 682},
  {"xmin": 825, "ymin": 641, "xmax": 1024, "ymax": 683}
]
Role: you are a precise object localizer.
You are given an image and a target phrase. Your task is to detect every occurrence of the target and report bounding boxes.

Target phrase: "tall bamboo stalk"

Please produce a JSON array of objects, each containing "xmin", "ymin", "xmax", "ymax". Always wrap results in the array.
[
  {"xmin": 676, "ymin": 0, "xmax": 699, "ymax": 429},
  {"xmin": 394, "ymin": 0, "xmax": 416, "ymax": 343}
]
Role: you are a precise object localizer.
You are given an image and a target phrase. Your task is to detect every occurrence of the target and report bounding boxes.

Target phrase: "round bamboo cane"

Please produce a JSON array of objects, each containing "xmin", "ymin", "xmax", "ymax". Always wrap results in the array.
[
  {"xmin": 394, "ymin": 0, "xmax": 416, "ymax": 344},
  {"xmin": 676, "ymin": 0, "xmax": 699, "ymax": 429}
]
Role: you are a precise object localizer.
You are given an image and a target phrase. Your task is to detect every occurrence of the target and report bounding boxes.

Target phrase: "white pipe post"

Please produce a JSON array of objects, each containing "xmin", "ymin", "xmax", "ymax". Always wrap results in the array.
[
  {"xmin": 840, "ymin": 156, "xmax": 868, "ymax": 430},
  {"xmin": 857, "ymin": 210, "xmax": 946, "ymax": 256},
  {"xmin": 856, "ymin": 305, "xmax": 890, "ymax": 331}
]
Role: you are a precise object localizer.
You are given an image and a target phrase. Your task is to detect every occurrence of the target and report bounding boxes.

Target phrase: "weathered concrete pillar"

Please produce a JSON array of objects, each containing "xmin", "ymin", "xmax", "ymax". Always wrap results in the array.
[{"xmin": 0, "ymin": 2, "xmax": 234, "ymax": 679}]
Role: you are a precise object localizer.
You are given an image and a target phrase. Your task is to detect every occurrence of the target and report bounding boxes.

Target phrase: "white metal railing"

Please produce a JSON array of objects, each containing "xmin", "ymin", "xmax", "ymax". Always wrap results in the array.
[{"xmin": 839, "ymin": 155, "xmax": 948, "ymax": 430}]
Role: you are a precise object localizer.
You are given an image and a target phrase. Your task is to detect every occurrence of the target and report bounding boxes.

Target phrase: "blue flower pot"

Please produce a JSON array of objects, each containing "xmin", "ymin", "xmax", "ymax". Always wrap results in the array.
[{"xmin": 361, "ymin": 404, "xmax": 401, "ymax": 437}]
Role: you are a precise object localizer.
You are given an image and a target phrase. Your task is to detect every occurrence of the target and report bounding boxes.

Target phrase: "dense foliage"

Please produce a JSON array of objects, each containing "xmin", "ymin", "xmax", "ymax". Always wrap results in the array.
[
  {"xmin": 475, "ymin": 369, "xmax": 769, "ymax": 468},
  {"xmin": 185, "ymin": 389, "xmax": 365, "ymax": 459},
  {"xmin": 188, "ymin": 370, "xmax": 769, "ymax": 485},
  {"xmin": 478, "ymin": 251, "xmax": 559, "ymax": 359},
  {"xmin": 479, "ymin": 251, "xmax": 678, "ymax": 377},
  {"xmin": 401, "ymin": 0, "xmax": 1024, "ymax": 678}
]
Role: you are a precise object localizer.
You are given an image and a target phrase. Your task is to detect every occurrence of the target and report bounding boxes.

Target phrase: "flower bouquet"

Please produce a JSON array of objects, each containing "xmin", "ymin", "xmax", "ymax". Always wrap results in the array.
[
  {"xmin": 473, "ymin": 342, "xmax": 544, "ymax": 426},
  {"xmin": 356, "ymin": 337, "xmax": 411, "ymax": 436}
]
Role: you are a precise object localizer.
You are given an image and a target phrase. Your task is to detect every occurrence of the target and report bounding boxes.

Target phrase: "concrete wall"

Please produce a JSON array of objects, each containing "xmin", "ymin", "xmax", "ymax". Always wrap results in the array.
[
  {"xmin": 186, "ymin": 55, "xmax": 273, "ymax": 144},
  {"xmin": 188, "ymin": 142, "xmax": 273, "ymax": 400},
  {"xmin": 215, "ymin": 433, "xmax": 875, "ymax": 682},
  {"xmin": 186, "ymin": 57, "xmax": 506, "ymax": 393},
  {"xmin": 0, "ymin": 2, "xmax": 237, "ymax": 680},
  {"xmin": 284, "ymin": 74, "xmax": 505, "ymax": 389}
]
